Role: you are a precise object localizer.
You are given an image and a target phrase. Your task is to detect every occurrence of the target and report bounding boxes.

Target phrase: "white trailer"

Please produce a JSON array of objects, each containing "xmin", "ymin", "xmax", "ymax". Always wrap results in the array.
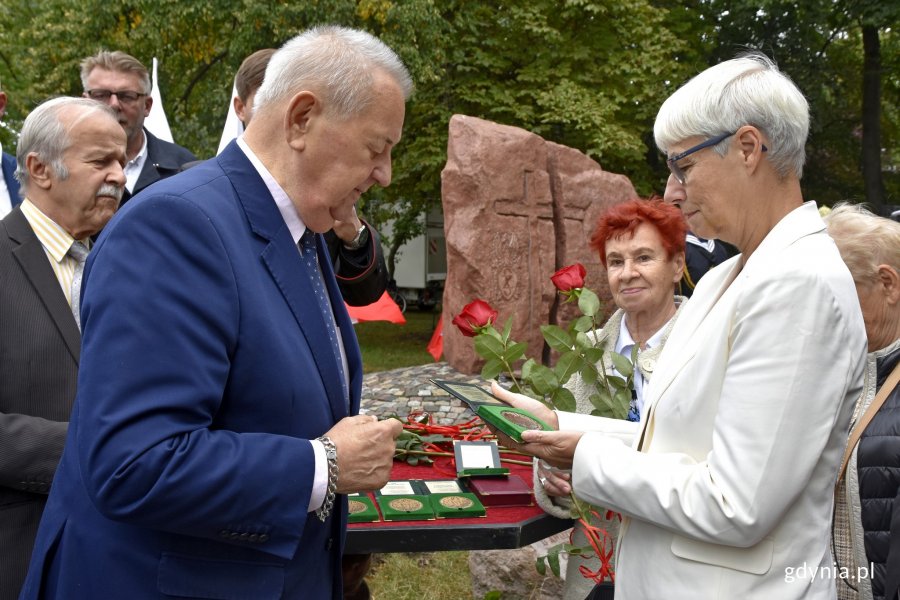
[{"xmin": 384, "ymin": 207, "xmax": 446, "ymax": 310}]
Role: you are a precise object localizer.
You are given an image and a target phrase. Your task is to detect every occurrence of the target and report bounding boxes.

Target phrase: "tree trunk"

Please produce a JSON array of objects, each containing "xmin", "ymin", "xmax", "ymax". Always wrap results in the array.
[{"xmin": 861, "ymin": 24, "xmax": 885, "ymax": 211}]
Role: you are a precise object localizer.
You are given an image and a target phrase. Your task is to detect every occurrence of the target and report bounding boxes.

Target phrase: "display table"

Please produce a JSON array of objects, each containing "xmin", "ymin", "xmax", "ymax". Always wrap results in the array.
[{"xmin": 345, "ymin": 457, "xmax": 573, "ymax": 554}]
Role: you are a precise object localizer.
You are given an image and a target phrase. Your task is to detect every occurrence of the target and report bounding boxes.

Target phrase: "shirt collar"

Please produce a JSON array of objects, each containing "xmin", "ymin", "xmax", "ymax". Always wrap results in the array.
[
  {"xmin": 236, "ymin": 136, "xmax": 306, "ymax": 244},
  {"xmin": 129, "ymin": 132, "xmax": 149, "ymax": 169},
  {"xmin": 131, "ymin": 133, "xmax": 147, "ymax": 163},
  {"xmin": 19, "ymin": 198, "xmax": 89, "ymax": 262}
]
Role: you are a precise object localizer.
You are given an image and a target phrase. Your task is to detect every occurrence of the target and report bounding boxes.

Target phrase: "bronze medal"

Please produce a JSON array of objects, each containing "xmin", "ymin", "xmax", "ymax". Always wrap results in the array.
[
  {"xmin": 388, "ymin": 498, "xmax": 424, "ymax": 512},
  {"xmin": 439, "ymin": 495, "xmax": 474, "ymax": 510},
  {"xmin": 501, "ymin": 410, "xmax": 542, "ymax": 430}
]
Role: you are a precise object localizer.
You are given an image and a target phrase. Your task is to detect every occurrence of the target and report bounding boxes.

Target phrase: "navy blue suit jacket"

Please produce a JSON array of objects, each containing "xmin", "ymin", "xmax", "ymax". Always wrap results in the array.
[
  {"xmin": 20, "ymin": 142, "xmax": 360, "ymax": 600},
  {"xmin": 1, "ymin": 152, "xmax": 20, "ymax": 209}
]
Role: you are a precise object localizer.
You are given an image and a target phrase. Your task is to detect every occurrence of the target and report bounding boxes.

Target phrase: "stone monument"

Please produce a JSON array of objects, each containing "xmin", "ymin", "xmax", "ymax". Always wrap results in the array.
[{"xmin": 442, "ymin": 114, "xmax": 637, "ymax": 374}]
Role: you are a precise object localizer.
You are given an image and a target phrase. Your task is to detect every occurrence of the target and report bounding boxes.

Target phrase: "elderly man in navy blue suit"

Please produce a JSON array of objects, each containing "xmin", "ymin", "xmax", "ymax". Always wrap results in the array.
[{"xmin": 20, "ymin": 26, "xmax": 408, "ymax": 600}]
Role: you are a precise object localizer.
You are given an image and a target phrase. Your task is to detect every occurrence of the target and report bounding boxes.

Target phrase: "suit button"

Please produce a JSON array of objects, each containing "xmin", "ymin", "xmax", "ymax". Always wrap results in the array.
[
  {"xmin": 259, "ymin": 533, "xmax": 270, "ymax": 543},
  {"xmin": 218, "ymin": 530, "xmax": 229, "ymax": 538},
  {"xmin": 239, "ymin": 532, "xmax": 249, "ymax": 541},
  {"xmin": 248, "ymin": 534, "xmax": 259, "ymax": 543},
  {"xmin": 229, "ymin": 532, "xmax": 241, "ymax": 540},
  {"xmin": 326, "ymin": 538, "xmax": 333, "ymax": 551}
]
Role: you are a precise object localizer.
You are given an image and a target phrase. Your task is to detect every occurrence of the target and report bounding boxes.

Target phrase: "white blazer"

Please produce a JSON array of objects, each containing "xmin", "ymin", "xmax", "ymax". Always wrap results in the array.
[{"xmin": 561, "ymin": 202, "xmax": 867, "ymax": 599}]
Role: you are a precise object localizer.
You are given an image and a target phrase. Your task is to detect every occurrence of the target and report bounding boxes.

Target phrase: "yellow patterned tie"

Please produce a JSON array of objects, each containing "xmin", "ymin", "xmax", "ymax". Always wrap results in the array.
[{"xmin": 68, "ymin": 240, "xmax": 89, "ymax": 331}]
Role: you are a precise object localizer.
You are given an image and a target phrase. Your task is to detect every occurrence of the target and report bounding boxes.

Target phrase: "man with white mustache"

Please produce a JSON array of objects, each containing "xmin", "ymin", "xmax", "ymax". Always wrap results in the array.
[{"xmin": 0, "ymin": 96, "xmax": 125, "ymax": 600}]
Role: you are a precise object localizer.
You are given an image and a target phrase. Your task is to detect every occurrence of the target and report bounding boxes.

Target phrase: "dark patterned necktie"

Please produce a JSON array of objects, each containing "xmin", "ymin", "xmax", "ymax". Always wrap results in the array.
[
  {"xmin": 299, "ymin": 229, "xmax": 348, "ymax": 404},
  {"xmin": 68, "ymin": 240, "xmax": 89, "ymax": 331}
]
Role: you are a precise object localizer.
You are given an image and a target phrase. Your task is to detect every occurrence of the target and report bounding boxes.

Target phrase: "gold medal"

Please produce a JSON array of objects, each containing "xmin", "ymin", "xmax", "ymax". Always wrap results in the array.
[{"xmin": 348, "ymin": 500, "xmax": 368, "ymax": 514}]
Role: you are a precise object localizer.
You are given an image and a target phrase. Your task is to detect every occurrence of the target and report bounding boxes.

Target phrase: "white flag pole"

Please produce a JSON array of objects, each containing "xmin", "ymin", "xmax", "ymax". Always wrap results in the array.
[
  {"xmin": 217, "ymin": 81, "xmax": 244, "ymax": 155},
  {"xmin": 144, "ymin": 57, "xmax": 174, "ymax": 143}
]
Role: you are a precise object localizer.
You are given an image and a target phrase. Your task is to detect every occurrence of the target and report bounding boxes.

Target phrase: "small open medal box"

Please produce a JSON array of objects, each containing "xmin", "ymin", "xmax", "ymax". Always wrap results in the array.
[
  {"xmin": 451, "ymin": 437, "xmax": 533, "ymax": 507},
  {"xmin": 431, "ymin": 379, "xmax": 553, "ymax": 443},
  {"xmin": 452, "ymin": 440, "xmax": 508, "ymax": 477},
  {"xmin": 346, "ymin": 493, "xmax": 379, "ymax": 523}
]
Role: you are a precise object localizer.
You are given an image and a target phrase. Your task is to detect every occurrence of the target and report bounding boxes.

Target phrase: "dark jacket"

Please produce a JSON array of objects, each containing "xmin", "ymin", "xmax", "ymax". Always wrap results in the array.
[
  {"xmin": 178, "ymin": 160, "xmax": 386, "ymax": 307},
  {"xmin": 123, "ymin": 128, "xmax": 197, "ymax": 205},
  {"xmin": 0, "ymin": 208, "xmax": 79, "ymax": 600},
  {"xmin": 678, "ymin": 234, "xmax": 736, "ymax": 298},
  {"xmin": 324, "ymin": 222, "xmax": 388, "ymax": 306},
  {"xmin": 1, "ymin": 151, "xmax": 20, "ymax": 209},
  {"xmin": 858, "ymin": 344, "xmax": 900, "ymax": 600}
]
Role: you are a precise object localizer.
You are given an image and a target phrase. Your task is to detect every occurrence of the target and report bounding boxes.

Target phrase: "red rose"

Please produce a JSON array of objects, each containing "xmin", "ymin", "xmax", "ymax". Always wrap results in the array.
[
  {"xmin": 452, "ymin": 299, "xmax": 498, "ymax": 337},
  {"xmin": 550, "ymin": 263, "xmax": 586, "ymax": 292}
]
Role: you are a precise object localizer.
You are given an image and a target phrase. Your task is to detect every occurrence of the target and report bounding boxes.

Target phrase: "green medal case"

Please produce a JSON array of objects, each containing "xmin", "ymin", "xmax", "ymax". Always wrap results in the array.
[
  {"xmin": 376, "ymin": 494, "xmax": 435, "ymax": 522},
  {"xmin": 476, "ymin": 405, "xmax": 553, "ymax": 443},
  {"xmin": 429, "ymin": 493, "xmax": 486, "ymax": 519},
  {"xmin": 347, "ymin": 494, "xmax": 379, "ymax": 523}
]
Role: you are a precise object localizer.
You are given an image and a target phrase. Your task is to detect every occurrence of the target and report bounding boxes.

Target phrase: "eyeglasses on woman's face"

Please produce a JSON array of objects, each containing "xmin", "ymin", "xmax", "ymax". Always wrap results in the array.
[{"xmin": 666, "ymin": 131, "xmax": 768, "ymax": 185}]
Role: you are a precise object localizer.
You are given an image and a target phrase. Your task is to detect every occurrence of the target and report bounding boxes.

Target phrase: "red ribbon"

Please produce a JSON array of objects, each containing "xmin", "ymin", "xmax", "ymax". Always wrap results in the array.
[
  {"xmin": 399, "ymin": 411, "xmax": 515, "ymax": 475},
  {"xmin": 575, "ymin": 510, "xmax": 621, "ymax": 583}
]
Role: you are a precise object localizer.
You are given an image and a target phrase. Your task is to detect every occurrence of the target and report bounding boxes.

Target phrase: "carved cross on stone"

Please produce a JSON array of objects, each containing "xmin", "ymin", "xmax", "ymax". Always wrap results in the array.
[
  {"xmin": 442, "ymin": 115, "xmax": 635, "ymax": 375},
  {"xmin": 491, "ymin": 170, "xmax": 554, "ymax": 303}
]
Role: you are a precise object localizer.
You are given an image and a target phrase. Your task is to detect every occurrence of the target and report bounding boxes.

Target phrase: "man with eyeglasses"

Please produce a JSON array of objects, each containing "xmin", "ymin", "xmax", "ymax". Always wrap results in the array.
[{"xmin": 80, "ymin": 50, "xmax": 196, "ymax": 205}]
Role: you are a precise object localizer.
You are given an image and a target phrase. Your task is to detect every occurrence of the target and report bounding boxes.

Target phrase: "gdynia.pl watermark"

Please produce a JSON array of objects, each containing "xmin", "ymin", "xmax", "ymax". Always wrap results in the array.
[{"xmin": 785, "ymin": 562, "xmax": 875, "ymax": 583}]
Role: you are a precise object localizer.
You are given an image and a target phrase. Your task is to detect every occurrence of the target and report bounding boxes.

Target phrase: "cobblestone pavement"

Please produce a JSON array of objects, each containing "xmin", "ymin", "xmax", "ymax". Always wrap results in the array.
[{"xmin": 359, "ymin": 361, "xmax": 483, "ymax": 424}]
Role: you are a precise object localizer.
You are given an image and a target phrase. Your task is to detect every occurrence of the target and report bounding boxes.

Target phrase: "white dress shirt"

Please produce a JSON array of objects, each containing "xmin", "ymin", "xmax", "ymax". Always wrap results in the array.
[
  {"xmin": 123, "ymin": 133, "xmax": 148, "ymax": 194},
  {"xmin": 615, "ymin": 315, "xmax": 669, "ymax": 417}
]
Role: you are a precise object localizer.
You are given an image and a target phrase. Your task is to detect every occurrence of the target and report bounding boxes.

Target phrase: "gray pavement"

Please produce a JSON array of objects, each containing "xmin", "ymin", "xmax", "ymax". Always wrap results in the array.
[{"xmin": 359, "ymin": 361, "xmax": 482, "ymax": 424}]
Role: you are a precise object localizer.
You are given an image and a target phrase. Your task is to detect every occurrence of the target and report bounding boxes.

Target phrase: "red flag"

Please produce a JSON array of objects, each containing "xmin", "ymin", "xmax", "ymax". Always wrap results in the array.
[
  {"xmin": 426, "ymin": 317, "xmax": 443, "ymax": 361},
  {"xmin": 345, "ymin": 292, "xmax": 406, "ymax": 324}
]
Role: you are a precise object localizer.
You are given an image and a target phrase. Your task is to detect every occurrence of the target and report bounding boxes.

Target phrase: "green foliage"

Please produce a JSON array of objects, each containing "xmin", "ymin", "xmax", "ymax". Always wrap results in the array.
[
  {"xmin": 467, "ymin": 286, "xmax": 633, "ymax": 420},
  {"xmin": 0, "ymin": 0, "xmax": 895, "ymax": 254},
  {"xmin": 652, "ymin": 0, "xmax": 899, "ymax": 207}
]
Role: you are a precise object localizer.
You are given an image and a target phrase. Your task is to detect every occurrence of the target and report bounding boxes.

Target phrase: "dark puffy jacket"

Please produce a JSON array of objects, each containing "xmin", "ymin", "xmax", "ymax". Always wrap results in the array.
[{"xmin": 858, "ymin": 344, "xmax": 900, "ymax": 600}]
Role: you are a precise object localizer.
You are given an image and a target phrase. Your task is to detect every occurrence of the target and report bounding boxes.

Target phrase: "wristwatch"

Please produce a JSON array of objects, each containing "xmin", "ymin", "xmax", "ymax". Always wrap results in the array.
[{"xmin": 343, "ymin": 224, "xmax": 369, "ymax": 251}]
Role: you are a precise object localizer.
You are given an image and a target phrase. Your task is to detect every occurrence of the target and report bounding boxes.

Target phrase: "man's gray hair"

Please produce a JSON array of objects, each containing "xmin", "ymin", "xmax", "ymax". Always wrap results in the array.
[
  {"xmin": 15, "ymin": 97, "xmax": 116, "ymax": 191},
  {"xmin": 80, "ymin": 50, "xmax": 151, "ymax": 94},
  {"xmin": 654, "ymin": 52, "xmax": 809, "ymax": 179},
  {"xmin": 253, "ymin": 25, "xmax": 413, "ymax": 119}
]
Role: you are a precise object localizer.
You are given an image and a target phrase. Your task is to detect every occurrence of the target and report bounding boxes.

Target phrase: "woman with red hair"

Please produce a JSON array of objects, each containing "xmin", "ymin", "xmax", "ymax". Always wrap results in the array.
[{"xmin": 535, "ymin": 197, "xmax": 688, "ymax": 599}]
